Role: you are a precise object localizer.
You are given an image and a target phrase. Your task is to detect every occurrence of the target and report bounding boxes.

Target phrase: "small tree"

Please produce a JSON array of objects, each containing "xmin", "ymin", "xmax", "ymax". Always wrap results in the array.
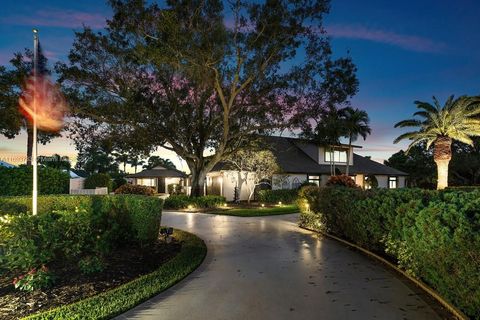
[{"xmin": 226, "ymin": 149, "xmax": 279, "ymax": 203}]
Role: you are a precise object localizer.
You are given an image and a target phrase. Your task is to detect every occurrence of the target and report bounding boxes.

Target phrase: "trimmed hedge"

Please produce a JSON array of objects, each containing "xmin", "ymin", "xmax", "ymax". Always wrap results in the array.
[
  {"xmin": 84, "ymin": 173, "xmax": 112, "ymax": 192},
  {"xmin": 0, "ymin": 166, "xmax": 69, "ymax": 196},
  {"xmin": 23, "ymin": 229, "xmax": 206, "ymax": 320},
  {"xmin": 0, "ymin": 195, "xmax": 163, "ymax": 274},
  {"xmin": 257, "ymin": 189, "xmax": 298, "ymax": 204},
  {"xmin": 164, "ymin": 195, "xmax": 226, "ymax": 210},
  {"xmin": 299, "ymin": 187, "xmax": 480, "ymax": 318},
  {"xmin": 114, "ymin": 184, "xmax": 155, "ymax": 196}
]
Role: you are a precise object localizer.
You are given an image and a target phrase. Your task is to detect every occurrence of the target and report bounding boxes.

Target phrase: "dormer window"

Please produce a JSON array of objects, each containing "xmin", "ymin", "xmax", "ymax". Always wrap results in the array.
[{"xmin": 324, "ymin": 149, "xmax": 347, "ymax": 163}]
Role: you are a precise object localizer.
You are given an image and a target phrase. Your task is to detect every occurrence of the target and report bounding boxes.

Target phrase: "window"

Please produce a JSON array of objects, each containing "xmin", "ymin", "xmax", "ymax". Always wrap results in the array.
[
  {"xmin": 138, "ymin": 178, "xmax": 156, "ymax": 187},
  {"xmin": 389, "ymin": 176, "xmax": 398, "ymax": 189},
  {"xmin": 324, "ymin": 149, "xmax": 348, "ymax": 163},
  {"xmin": 307, "ymin": 175, "xmax": 320, "ymax": 186}
]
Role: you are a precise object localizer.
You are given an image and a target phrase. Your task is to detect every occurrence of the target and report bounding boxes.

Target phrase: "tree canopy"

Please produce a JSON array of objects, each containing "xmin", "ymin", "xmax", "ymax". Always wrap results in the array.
[{"xmin": 58, "ymin": 0, "xmax": 358, "ymax": 195}]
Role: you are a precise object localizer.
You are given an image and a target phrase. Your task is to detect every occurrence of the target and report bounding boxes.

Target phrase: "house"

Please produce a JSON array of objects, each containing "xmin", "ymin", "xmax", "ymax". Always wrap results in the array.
[
  {"xmin": 207, "ymin": 135, "xmax": 408, "ymax": 201},
  {"xmin": 126, "ymin": 166, "xmax": 188, "ymax": 194}
]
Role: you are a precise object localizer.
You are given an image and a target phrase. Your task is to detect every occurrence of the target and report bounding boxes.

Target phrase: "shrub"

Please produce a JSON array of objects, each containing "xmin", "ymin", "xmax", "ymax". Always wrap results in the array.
[
  {"xmin": 163, "ymin": 195, "xmax": 226, "ymax": 209},
  {"xmin": 325, "ymin": 174, "xmax": 358, "ymax": 188},
  {"xmin": 112, "ymin": 177, "xmax": 127, "ymax": 191},
  {"xmin": 0, "ymin": 195, "xmax": 163, "ymax": 275},
  {"xmin": 114, "ymin": 184, "xmax": 154, "ymax": 196},
  {"xmin": 78, "ymin": 256, "xmax": 104, "ymax": 275},
  {"xmin": 257, "ymin": 189, "xmax": 298, "ymax": 204},
  {"xmin": 0, "ymin": 166, "xmax": 69, "ymax": 196},
  {"xmin": 84, "ymin": 173, "xmax": 112, "ymax": 192},
  {"xmin": 299, "ymin": 187, "xmax": 479, "ymax": 318},
  {"xmin": 167, "ymin": 184, "xmax": 184, "ymax": 195},
  {"xmin": 13, "ymin": 265, "xmax": 55, "ymax": 292}
]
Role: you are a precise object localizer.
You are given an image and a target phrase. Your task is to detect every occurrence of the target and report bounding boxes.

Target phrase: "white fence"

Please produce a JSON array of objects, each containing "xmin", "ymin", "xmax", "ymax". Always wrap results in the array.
[{"xmin": 70, "ymin": 187, "xmax": 109, "ymax": 195}]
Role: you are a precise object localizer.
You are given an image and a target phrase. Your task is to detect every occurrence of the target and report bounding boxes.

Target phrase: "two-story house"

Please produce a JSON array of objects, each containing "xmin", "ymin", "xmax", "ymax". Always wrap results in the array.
[{"xmin": 206, "ymin": 135, "xmax": 407, "ymax": 201}]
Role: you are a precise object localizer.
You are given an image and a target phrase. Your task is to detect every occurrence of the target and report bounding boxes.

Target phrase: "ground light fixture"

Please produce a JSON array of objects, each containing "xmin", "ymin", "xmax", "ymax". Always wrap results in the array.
[
  {"xmin": 278, "ymin": 201, "xmax": 282, "ymax": 206},
  {"xmin": 187, "ymin": 205, "xmax": 194, "ymax": 210},
  {"xmin": 261, "ymin": 203, "xmax": 265, "ymax": 207}
]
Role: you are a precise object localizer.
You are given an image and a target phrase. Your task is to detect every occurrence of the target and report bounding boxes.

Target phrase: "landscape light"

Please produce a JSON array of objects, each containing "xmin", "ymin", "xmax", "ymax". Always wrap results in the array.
[
  {"xmin": 278, "ymin": 201, "xmax": 282, "ymax": 206},
  {"xmin": 187, "ymin": 204, "xmax": 194, "ymax": 210},
  {"xmin": 261, "ymin": 203, "xmax": 265, "ymax": 207},
  {"xmin": 223, "ymin": 203, "xmax": 227, "ymax": 207}
]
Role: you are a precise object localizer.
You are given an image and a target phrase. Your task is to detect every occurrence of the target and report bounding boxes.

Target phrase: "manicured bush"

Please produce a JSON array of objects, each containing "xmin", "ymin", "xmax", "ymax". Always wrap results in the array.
[
  {"xmin": 257, "ymin": 189, "xmax": 298, "ymax": 204},
  {"xmin": 84, "ymin": 173, "xmax": 112, "ymax": 192},
  {"xmin": 114, "ymin": 184, "xmax": 154, "ymax": 196},
  {"xmin": 299, "ymin": 187, "xmax": 479, "ymax": 318},
  {"xmin": 163, "ymin": 195, "xmax": 226, "ymax": 209},
  {"xmin": 112, "ymin": 177, "xmax": 127, "ymax": 191},
  {"xmin": 0, "ymin": 195, "xmax": 163, "ymax": 275},
  {"xmin": 0, "ymin": 166, "xmax": 69, "ymax": 196},
  {"xmin": 325, "ymin": 174, "xmax": 359, "ymax": 188}
]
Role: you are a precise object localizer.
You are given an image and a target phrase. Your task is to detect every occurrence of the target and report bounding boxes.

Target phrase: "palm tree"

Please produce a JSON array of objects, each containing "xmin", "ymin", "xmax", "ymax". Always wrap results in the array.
[
  {"xmin": 129, "ymin": 157, "xmax": 145, "ymax": 173},
  {"xmin": 342, "ymin": 107, "xmax": 371, "ymax": 176},
  {"xmin": 394, "ymin": 95, "xmax": 480, "ymax": 189}
]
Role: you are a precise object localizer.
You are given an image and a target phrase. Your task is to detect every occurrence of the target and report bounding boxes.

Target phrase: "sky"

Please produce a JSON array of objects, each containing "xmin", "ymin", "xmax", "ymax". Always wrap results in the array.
[{"xmin": 0, "ymin": 0, "xmax": 479, "ymax": 171}]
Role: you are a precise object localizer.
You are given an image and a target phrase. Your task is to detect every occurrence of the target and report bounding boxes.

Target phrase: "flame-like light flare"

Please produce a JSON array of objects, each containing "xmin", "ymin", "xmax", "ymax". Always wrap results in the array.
[{"xmin": 19, "ymin": 75, "xmax": 68, "ymax": 132}]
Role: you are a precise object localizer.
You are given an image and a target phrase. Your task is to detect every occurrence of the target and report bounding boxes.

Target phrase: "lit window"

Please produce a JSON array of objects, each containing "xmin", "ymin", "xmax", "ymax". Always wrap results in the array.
[
  {"xmin": 325, "ymin": 150, "xmax": 347, "ymax": 163},
  {"xmin": 388, "ymin": 176, "xmax": 398, "ymax": 189},
  {"xmin": 308, "ymin": 175, "xmax": 320, "ymax": 186},
  {"xmin": 138, "ymin": 178, "xmax": 156, "ymax": 187}
]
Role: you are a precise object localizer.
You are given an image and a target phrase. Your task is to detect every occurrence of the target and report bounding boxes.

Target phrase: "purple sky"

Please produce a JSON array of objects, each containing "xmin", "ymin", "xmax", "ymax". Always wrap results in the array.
[{"xmin": 0, "ymin": 0, "xmax": 479, "ymax": 170}]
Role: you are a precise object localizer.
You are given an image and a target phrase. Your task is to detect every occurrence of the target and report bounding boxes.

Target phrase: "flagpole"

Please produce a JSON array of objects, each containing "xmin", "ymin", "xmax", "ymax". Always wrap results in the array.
[{"xmin": 32, "ymin": 29, "xmax": 38, "ymax": 216}]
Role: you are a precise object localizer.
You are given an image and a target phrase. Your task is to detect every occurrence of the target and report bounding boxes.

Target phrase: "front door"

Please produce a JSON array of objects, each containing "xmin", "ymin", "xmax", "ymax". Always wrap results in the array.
[{"xmin": 158, "ymin": 177, "xmax": 166, "ymax": 193}]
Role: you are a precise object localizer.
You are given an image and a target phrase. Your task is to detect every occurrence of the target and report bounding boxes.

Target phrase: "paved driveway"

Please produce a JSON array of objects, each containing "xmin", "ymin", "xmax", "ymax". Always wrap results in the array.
[{"xmin": 118, "ymin": 212, "xmax": 442, "ymax": 320}]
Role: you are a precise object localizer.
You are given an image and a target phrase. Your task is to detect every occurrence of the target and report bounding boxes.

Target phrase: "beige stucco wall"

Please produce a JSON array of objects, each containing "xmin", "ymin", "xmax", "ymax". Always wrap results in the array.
[{"xmin": 69, "ymin": 178, "xmax": 85, "ymax": 193}]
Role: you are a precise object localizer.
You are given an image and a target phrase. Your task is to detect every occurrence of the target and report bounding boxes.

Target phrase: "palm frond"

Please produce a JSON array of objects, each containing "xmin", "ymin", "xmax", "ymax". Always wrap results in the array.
[
  {"xmin": 414, "ymin": 100, "xmax": 437, "ymax": 114},
  {"xmin": 394, "ymin": 119, "xmax": 422, "ymax": 128}
]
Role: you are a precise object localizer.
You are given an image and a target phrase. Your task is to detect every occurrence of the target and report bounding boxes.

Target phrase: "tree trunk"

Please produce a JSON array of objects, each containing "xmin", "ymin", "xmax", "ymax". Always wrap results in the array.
[
  {"xmin": 190, "ymin": 169, "xmax": 208, "ymax": 197},
  {"xmin": 433, "ymin": 136, "xmax": 452, "ymax": 190},
  {"xmin": 236, "ymin": 171, "xmax": 246, "ymax": 203},
  {"xmin": 346, "ymin": 136, "xmax": 352, "ymax": 176},
  {"xmin": 26, "ymin": 125, "xmax": 33, "ymax": 166}
]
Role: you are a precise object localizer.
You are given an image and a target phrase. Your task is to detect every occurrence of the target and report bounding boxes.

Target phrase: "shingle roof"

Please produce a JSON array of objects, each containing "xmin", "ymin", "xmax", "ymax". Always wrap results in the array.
[
  {"xmin": 213, "ymin": 135, "xmax": 408, "ymax": 176},
  {"xmin": 127, "ymin": 166, "xmax": 187, "ymax": 178}
]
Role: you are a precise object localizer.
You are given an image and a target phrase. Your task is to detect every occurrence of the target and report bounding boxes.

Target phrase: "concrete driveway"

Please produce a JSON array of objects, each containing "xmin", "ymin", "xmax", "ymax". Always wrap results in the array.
[{"xmin": 118, "ymin": 212, "xmax": 443, "ymax": 320}]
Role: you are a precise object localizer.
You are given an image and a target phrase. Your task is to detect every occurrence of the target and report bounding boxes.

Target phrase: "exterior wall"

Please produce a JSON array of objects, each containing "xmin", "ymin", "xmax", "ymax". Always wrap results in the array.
[
  {"xmin": 165, "ymin": 177, "xmax": 182, "ymax": 194},
  {"xmin": 398, "ymin": 176, "xmax": 406, "ymax": 188},
  {"xmin": 354, "ymin": 174, "xmax": 364, "ymax": 188},
  {"xmin": 272, "ymin": 174, "xmax": 307, "ymax": 190},
  {"xmin": 376, "ymin": 175, "xmax": 389, "ymax": 188},
  {"xmin": 69, "ymin": 178, "xmax": 85, "ymax": 193}
]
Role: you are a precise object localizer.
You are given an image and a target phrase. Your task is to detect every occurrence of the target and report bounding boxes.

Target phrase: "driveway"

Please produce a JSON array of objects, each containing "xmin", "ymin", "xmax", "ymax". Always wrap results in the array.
[{"xmin": 118, "ymin": 212, "xmax": 443, "ymax": 320}]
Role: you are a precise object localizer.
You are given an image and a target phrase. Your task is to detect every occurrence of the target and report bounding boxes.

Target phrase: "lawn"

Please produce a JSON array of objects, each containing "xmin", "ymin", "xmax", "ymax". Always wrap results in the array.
[{"xmin": 207, "ymin": 204, "xmax": 299, "ymax": 217}]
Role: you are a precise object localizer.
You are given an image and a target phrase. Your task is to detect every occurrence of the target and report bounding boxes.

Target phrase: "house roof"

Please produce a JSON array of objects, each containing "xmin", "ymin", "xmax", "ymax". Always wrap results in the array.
[
  {"xmin": 126, "ymin": 166, "xmax": 187, "ymax": 178},
  {"xmin": 0, "ymin": 160, "xmax": 16, "ymax": 168},
  {"xmin": 213, "ymin": 135, "xmax": 408, "ymax": 176}
]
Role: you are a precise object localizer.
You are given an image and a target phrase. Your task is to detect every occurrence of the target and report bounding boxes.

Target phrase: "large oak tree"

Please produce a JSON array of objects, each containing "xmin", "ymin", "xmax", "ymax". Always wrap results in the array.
[{"xmin": 58, "ymin": 0, "xmax": 357, "ymax": 195}]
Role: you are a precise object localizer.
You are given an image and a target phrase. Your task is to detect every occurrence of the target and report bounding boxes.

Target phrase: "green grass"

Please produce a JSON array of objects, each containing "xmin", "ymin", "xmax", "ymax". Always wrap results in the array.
[
  {"xmin": 23, "ymin": 229, "xmax": 206, "ymax": 320},
  {"xmin": 208, "ymin": 204, "xmax": 299, "ymax": 217}
]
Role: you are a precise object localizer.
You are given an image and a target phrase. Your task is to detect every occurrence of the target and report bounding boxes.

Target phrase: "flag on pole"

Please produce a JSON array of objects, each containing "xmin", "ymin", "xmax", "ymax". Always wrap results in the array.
[{"xmin": 18, "ymin": 29, "xmax": 68, "ymax": 215}]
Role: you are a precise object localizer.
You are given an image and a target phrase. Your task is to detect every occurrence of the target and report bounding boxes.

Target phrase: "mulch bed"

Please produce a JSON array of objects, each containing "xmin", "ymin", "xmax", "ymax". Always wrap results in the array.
[{"xmin": 0, "ymin": 238, "xmax": 181, "ymax": 320}]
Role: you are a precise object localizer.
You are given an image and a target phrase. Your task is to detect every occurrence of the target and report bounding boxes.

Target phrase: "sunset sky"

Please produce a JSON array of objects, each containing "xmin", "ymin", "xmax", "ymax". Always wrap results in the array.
[{"xmin": 1, "ymin": 0, "xmax": 479, "ymax": 172}]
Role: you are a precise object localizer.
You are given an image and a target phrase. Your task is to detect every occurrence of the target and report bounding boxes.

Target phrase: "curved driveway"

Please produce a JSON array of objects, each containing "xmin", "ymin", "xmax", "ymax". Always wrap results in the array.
[{"xmin": 118, "ymin": 212, "xmax": 442, "ymax": 320}]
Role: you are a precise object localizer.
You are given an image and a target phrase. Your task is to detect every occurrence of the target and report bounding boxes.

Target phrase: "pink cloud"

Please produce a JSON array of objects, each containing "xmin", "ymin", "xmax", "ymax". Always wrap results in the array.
[
  {"xmin": 327, "ymin": 24, "xmax": 445, "ymax": 53},
  {"xmin": 1, "ymin": 9, "xmax": 106, "ymax": 29}
]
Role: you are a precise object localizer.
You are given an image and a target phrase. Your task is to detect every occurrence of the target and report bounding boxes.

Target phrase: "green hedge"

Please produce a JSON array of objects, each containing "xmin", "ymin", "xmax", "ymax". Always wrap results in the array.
[
  {"xmin": 0, "ymin": 195, "xmax": 163, "ymax": 274},
  {"xmin": 257, "ymin": 189, "xmax": 298, "ymax": 204},
  {"xmin": 84, "ymin": 173, "xmax": 112, "ymax": 192},
  {"xmin": 23, "ymin": 229, "xmax": 206, "ymax": 320},
  {"xmin": 164, "ymin": 195, "xmax": 226, "ymax": 209},
  {"xmin": 0, "ymin": 166, "xmax": 69, "ymax": 196},
  {"xmin": 299, "ymin": 187, "xmax": 480, "ymax": 318}
]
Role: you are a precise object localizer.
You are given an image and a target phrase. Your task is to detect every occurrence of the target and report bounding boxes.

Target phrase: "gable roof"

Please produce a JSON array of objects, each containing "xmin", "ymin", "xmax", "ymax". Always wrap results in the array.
[
  {"xmin": 213, "ymin": 135, "xmax": 407, "ymax": 176},
  {"xmin": 126, "ymin": 166, "xmax": 187, "ymax": 178}
]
